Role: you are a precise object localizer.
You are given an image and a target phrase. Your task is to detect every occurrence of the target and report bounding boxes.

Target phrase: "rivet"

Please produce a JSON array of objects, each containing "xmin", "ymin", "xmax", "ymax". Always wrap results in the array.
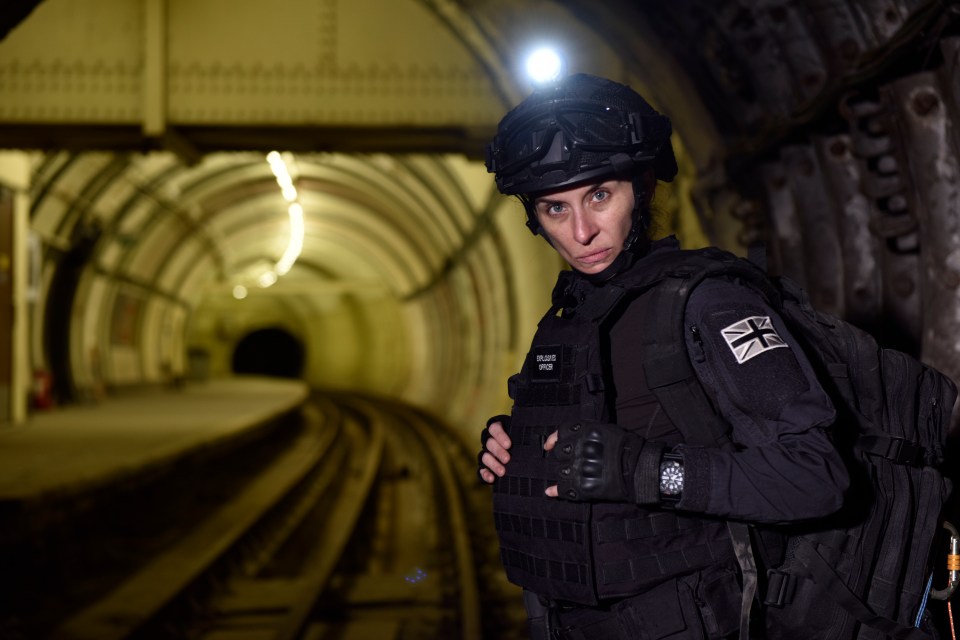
[
  {"xmin": 893, "ymin": 275, "xmax": 915, "ymax": 298},
  {"xmin": 912, "ymin": 91, "xmax": 940, "ymax": 116},
  {"xmin": 943, "ymin": 270, "xmax": 960, "ymax": 289}
]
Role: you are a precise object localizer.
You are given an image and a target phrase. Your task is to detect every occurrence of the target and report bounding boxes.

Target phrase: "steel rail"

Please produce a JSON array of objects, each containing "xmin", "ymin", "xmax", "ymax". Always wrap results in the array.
[
  {"xmin": 53, "ymin": 400, "xmax": 340, "ymax": 640},
  {"xmin": 270, "ymin": 399, "xmax": 386, "ymax": 640},
  {"xmin": 390, "ymin": 402, "xmax": 482, "ymax": 640}
]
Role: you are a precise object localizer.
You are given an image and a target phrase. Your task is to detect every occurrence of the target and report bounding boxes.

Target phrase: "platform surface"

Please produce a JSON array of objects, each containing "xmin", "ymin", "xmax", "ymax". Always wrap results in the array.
[{"xmin": 0, "ymin": 377, "xmax": 309, "ymax": 503}]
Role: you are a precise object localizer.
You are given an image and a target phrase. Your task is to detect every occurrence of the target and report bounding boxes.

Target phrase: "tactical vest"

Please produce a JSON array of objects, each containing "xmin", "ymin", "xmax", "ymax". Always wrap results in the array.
[{"xmin": 492, "ymin": 250, "xmax": 737, "ymax": 606}]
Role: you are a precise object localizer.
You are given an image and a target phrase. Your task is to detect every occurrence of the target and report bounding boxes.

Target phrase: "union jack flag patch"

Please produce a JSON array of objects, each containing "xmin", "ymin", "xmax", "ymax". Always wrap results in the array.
[{"xmin": 720, "ymin": 315, "xmax": 788, "ymax": 364}]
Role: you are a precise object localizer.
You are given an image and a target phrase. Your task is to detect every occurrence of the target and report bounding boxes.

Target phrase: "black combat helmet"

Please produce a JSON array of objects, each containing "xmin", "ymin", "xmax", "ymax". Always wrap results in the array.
[{"xmin": 485, "ymin": 73, "xmax": 678, "ymax": 202}]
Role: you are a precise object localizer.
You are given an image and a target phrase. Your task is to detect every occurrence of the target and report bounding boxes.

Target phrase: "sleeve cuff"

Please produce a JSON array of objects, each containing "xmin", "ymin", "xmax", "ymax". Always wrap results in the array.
[{"xmin": 675, "ymin": 446, "xmax": 711, "ymax": 512}]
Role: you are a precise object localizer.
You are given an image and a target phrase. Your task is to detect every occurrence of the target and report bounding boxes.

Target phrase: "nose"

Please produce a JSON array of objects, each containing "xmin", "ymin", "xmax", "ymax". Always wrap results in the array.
[{"xmin": 571, "ymin": 207, "xmax": 599, "ymax": 245}]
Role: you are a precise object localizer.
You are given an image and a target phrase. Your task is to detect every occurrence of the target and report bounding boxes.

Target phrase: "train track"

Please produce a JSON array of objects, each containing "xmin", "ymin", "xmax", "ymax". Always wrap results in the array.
[{"xmin": 45, "ymin": 392, "xmax": 521, "ymax": 640}]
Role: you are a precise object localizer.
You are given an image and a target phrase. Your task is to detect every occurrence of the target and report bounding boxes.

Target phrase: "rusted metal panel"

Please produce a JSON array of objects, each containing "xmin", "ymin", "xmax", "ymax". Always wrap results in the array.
[
  {"xmin": 814, "ymin": 134, "xmax": 883, "ymax": 332},
  {"xmin": 755, "ymin": 0, "xmax": 829, "ymax": 112},
  {"xmin": 780, "ymin": 144, "xmax": 846, "ymax": 317},
  {"xmin": 710, "ymin": 1, "xmax": 798, "ymax": 123},
  {"xmin": 884, "ymin": 70, "xmax": 960, "ymax": 388},
  {"xmin": 856, "ymin": 0, "xmax": 939, "ymax": 42},
  {"xmin": 805, "ymin": 0, "xmax": 874, "ymax": 70},
  {"xmin": 837, "ymin": 91, "xmax": 922, "ymax": 351},
  {"xmin": 760, "ymin": 161, "xmax": 807, "ymax": 287},
  {"xmin": 691, "ymin": 5, "xmax": 771, "ymax": 129}
]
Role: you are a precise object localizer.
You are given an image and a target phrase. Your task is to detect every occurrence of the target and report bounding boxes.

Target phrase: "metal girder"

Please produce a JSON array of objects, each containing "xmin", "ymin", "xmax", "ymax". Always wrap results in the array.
[{"xmin": 0, "ymin": 124, "xmax": 494, "ymax": 159}]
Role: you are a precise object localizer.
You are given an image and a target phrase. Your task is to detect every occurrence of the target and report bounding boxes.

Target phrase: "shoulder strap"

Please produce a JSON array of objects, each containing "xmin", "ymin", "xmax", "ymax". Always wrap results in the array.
[
  {"xmin": 633, "ymin": 251, "xmax": 772, "ymax": 640},
  {"xmin": 638, "ymin": 274, "xmax": 731, "ymax": 448}
]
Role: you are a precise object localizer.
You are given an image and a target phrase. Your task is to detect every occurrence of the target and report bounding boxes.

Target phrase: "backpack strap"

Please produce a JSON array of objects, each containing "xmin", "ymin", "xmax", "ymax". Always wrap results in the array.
[
  {"xmin": 784, "ymin": 538, "xmax": 935, "ymax": 640},
  {"xmin": 635, "ymin": 262, "xmax": 759, "ymax": 640},
  {"xmin": 637, "ymin": 266, "xmax": 732, "ymax": 449}
]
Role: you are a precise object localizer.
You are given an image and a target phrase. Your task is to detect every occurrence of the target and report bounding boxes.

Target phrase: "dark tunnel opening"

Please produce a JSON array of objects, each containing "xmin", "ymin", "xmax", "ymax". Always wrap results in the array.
[{"xmin": 231, "ymin": 327, "xmax": 305, "ymax": 379}]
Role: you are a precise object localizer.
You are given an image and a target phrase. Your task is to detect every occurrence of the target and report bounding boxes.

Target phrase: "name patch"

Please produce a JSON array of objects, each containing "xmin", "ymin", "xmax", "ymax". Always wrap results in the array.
[{"xmin": 530, "ymin": 345, "xmax": 563, "ymax": 381}]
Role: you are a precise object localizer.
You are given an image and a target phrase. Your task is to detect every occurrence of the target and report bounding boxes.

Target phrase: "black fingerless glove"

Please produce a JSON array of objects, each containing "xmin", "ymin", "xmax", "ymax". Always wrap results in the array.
[
  {"xmin": 552, "ymin": 420, "xmax": 665, "ymax": 504},
  {"xmin": 477, "ymin": 414, "xmax": 511, "ymax": 481}
]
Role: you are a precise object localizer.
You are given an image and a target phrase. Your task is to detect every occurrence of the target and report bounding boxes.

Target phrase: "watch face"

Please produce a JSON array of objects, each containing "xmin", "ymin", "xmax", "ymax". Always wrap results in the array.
[{"xmin": 660, "ymin": 460, "xmax": 684, "ymax": 496}]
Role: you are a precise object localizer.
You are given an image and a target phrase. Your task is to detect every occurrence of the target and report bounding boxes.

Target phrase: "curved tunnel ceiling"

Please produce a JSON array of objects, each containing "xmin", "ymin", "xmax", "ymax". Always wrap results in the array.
[
  {"xmin": 2, "ymin": 0, "xmax": 960, "ymax": 440},
  {"xmin": 32, "ymin": 150, "xmax": 504, "ymax": 302}
]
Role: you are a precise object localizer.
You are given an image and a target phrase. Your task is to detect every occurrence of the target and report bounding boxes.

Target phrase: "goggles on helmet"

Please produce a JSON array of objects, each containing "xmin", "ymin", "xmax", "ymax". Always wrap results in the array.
[{"xmin": 486, "ymin": 94, "xmax": 674, "ymax": 195}]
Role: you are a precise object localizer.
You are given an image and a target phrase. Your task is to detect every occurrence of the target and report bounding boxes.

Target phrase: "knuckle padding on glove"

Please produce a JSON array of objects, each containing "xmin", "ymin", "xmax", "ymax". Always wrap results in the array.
[
  {"xmin": 554, "ymin": 421, "xmax": 666, "ymax": 504},
  {"xmin": 556, "ymin": 422, "xmax": 629, "ymax": 501}
]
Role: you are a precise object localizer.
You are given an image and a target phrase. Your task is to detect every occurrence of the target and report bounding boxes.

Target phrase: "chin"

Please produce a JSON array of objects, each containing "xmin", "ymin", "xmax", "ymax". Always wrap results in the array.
[{"xmin": 575, "ymin": 260, "xmax": 612, "ymax": 274}]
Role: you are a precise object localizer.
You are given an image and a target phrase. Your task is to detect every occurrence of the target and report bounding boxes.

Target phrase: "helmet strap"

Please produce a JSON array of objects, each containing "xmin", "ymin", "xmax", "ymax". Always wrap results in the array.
[
  {"xmin": 519, "ymin": 195, "xmax": 544, "ymax": 236},
  {"xmin": 622, "ymin": 174, "xmax": 650, "ymax": 253}
]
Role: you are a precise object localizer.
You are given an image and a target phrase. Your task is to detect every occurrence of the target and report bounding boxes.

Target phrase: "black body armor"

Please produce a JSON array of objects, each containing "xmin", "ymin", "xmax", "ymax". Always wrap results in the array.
[{"xmin": 492, "ymin": 255, "xmax": 736, "ymax": 605}]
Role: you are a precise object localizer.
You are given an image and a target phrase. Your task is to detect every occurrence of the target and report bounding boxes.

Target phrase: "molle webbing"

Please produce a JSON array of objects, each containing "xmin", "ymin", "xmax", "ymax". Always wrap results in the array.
[
  {"xmin": 595, "ymin": 512, "xmax": 706, "ymax": 542},
  {"xmin": 494, "ymin": 511, "xmax": 587, "ymax": 544},
  {"xmin": 600, "ymin": 543, "xmax": 719, "ymax": 588},
  {"xmin": 493, "ymin": 474, "xmax": 551, "ymax": 498},
  {"xmin": 500, "ymin": 548, "xmax": 590, "ymax": 588},
  {"xmin": 510, "ymin": 382, "xmax": 583, "ymax": 406}
]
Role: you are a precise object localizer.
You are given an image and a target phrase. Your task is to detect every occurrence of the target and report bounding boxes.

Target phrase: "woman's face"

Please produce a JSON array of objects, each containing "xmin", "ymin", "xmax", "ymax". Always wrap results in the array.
[{"xmin": 533, "ymin": 178, "xmax": 636, "ymax": 274}]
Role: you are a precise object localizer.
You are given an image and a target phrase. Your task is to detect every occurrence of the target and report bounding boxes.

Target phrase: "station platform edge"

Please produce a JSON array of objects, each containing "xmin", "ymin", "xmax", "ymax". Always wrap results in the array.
[{"xmin": 0, "ymin": 376, "xmax": 310, "ymax": 506}]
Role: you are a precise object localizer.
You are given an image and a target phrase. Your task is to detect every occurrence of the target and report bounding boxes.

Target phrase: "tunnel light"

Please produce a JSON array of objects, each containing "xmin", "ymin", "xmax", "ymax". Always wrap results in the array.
[
  {"xmin": 262, "ymin": 151, "xmax": 306, "ymax": 284},
  {"xmin": 232, "ymin": 285, "xmax": 248, "ymax": 299},
  {"xmin": 258, "ymin": 270, "xmax": 278, "ymax": 288},
  {"xmin": 267, "ymin": 151, "xmax": 298, "ymax": 202},
  {"xmin": 525, "ymin": 47, "xmax": 563, "ymax": 85},
  {"xmin": 275, "ymin": 202, "xmax": 304, "ymax": 276}
]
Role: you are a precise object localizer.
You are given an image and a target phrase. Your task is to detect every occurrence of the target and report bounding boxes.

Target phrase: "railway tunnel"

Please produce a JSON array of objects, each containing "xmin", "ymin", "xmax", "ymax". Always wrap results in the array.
[{"xmin": 1, "ymin": 1, "xmax": 960, "ymax": 638}]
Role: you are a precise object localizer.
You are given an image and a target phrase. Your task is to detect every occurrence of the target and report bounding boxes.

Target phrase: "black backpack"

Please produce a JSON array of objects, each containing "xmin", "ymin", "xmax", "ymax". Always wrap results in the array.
[{"xmin": 627, "ymin": 246, "xmax": 957, "ymax": 639}]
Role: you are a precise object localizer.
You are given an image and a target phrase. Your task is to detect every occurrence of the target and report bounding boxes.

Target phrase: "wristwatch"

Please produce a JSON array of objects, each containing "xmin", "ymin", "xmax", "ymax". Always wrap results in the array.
[{"xmin": 659, "ymin": 453, "xmax": 684, "ymax": 502}]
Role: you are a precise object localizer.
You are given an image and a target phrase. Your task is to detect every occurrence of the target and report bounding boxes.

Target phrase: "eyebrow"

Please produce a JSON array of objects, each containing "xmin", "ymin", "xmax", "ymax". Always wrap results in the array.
[{"xmin": 535, "ymin": 182, "xmax": 607, "ymax": 206}]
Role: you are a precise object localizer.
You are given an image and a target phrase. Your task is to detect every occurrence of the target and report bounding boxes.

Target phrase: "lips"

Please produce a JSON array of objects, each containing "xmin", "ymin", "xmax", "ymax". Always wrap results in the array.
[{"xmin": 577, "ymin": 248, "xmax": 612, "ymax": 265}]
